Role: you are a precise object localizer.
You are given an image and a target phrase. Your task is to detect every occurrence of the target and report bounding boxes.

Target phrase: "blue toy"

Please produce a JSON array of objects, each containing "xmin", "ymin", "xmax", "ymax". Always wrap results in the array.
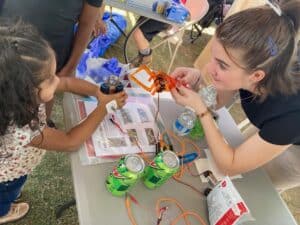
[
  {"xmin": 152, "ymin": 0, "xmax": 190, "ymax": 24},
  {"xmin": 179, "ymin": 152, "xmax": 199, "ymax": 164},
  {"xmin": 164, "ymin": 2, "xmax": 190, "ymax": 24},
  {"xmin": 77, "ymin": 51, "xmax": 90, "ymax": 75},
  {"xmin": 102, "ymin": 58, "xmax": 122, "ymax": 76},
  {"xmin": 87, "ymin": 58, "xmax": 122, "ymax": 84},
  {"xmin": 75, "ymin": 12, "xmax": 127, "ymax": 75}
]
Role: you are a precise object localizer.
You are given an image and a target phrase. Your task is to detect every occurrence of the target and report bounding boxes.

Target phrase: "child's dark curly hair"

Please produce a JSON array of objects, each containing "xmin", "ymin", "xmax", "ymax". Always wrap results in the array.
[{"xmin": 0, "ymin": 19, "xmax": 52, "ymax": 135}]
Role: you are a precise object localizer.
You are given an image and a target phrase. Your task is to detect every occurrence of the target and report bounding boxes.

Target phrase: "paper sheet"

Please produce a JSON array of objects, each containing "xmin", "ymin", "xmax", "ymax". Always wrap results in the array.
[{"xmin": 76, "ymin": 88, "xmax": 167, "ymax": 164}]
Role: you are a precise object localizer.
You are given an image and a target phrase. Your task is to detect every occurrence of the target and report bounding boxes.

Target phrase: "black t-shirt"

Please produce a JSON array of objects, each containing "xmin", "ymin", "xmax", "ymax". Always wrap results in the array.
[
  {"xmin": 240, "ymin": 89, "xmax": 300, "ymax": 145},
  {"xmin": 0, "ymin": 0, "xmax": 102, "ymax": 71}
]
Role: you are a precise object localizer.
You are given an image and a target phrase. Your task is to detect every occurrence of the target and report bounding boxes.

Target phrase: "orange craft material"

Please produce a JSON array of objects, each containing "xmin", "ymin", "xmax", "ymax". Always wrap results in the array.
[{"xmin": 129, "ymin": 65, "xmax": 178, "ymax": 95}]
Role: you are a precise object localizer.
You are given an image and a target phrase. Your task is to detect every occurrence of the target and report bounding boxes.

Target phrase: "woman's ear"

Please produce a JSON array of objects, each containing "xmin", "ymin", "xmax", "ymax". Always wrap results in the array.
[{"xmin": 249, "ymin": 70, "xmax": 265, "ymax": 84}]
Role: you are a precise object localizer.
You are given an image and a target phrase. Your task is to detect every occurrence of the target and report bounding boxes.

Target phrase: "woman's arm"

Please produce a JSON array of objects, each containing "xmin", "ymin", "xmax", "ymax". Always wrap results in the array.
[
  {"xmin": 199, "ymin": 112, "xmax": 290, "ymax": 175},
  {"xmin": 171, "ymin": 85, "xmax": 290, "ymax": 175}
]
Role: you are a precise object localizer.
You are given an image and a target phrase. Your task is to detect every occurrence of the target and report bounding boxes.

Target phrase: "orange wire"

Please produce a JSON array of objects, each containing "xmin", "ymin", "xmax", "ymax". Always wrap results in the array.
[
  {"xmin": 134, "ymin": 138, "xmax": 152, "ymax": 164},
  {"xmin": 125, "ymin": 194, "xmax": 138, "ymax": 225},
  {"xmin": 156, "ymin": 198, "xmax": 191, "ymax": 225},
  {"xmin": 160, "ymin": 129, "xmax": 186, "ymax": 155},
  {"xmin": 172, "ymin": 176, "xmax": 204, "ymax": 197},
  {"xmin": 186, "ymin": 163, "xmax": 202, "ymax": 177},
  {"xmin": 126, "ymin": 195, "xmax": 207, "ymax": 225},
  {"xmin": 183, "ymin": 137, "xmax": 203, "ymax": 157},
  {"xmin": 174, "ymin": 136, "xmax": 204, "ymax": 179},
  {"xmin": 156, "ymin": 198, "xmax": 208, "ymax": 225},
  {"xmin": 171, "ymin": 211, "xmax": 208, "ymax": 225},
  {"xmin": 173, "ymin": 161, "xmax": 186, "ymax": 179},
  {"xmin": 155, "ymin": 198, "xmax": 185, "ymax": 216}
]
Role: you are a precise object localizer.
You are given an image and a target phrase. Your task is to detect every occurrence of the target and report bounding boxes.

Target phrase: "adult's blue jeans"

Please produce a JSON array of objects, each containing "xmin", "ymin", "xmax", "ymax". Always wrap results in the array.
[{"xmin": 0, "ymin": 175, "xmax": 27, "ymax": 216}]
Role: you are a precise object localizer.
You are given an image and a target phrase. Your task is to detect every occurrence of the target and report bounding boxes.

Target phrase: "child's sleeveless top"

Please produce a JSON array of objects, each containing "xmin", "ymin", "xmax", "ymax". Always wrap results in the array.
[{"xmin": 0, "ymin": 104, "xmax": 47, "ymax": 183}]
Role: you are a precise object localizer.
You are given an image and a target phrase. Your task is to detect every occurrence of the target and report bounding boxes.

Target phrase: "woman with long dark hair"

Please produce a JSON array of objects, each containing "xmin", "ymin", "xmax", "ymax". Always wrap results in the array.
[{"xmin": 171, "ymin": 0, "xmax": 300, "ymax": 191}]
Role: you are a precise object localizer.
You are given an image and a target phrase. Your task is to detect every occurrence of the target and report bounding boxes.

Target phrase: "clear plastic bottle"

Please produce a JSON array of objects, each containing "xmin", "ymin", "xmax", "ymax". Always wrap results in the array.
[
  {"xmin": 173, "ymin": 85, "xmax": 217, "ymax": 137},
  {"xmin": 173, "ymin": 108, "xmax": 197, "ymax": 136}
]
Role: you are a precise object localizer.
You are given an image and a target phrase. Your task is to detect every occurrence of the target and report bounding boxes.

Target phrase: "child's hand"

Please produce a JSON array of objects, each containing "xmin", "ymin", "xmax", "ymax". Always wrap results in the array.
[
  {"xmin": 114, "ymin": 91, "xmax": 128, "ymax": 109},
  {"xmin": 97, "ymin": 91, "xmax": 128, "ymax": 109}
]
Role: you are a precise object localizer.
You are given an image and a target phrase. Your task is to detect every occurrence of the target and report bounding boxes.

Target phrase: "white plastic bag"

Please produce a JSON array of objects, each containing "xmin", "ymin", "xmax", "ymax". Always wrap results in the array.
[{"xmin": 207, "ymin": 176, "xmax": 254, "ymax": 225}]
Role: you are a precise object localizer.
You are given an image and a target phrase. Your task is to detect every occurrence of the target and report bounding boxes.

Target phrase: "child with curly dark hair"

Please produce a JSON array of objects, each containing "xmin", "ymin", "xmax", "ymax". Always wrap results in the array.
[{"xmin": 0, "ymin": 19, "xmax": 127, "ymax": 224}]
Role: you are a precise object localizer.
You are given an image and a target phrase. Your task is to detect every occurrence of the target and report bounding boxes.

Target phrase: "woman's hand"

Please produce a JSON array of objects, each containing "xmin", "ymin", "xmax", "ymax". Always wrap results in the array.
[
  {"xmin": 171, "ymin": 85, "xmax": 207, "ymax": 115},
  {"xmin": 171, "ymin": 67, "xmax": 202, "ymax": 90}
]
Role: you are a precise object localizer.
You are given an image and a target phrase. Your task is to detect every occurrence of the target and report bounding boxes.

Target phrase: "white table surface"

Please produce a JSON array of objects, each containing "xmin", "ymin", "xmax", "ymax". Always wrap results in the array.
[{"xmin": 63, "ymin": 92, "xmax": 297, "ymax": 225}]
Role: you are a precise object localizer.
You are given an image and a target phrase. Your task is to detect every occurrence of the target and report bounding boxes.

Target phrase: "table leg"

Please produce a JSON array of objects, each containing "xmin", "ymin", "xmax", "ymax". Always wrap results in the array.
[{"xmin": 190, "ymin": 23, "xmax": 203, "ymax": 44}]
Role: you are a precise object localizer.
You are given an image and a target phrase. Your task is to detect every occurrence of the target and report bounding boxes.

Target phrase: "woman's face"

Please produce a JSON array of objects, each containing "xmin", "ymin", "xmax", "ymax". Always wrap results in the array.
[
  {"xmin": 206, "ymin": 38, "xmax": 255, "ymax": 91},
  {"xmin": 38, "ymin": 52, "xmax": 60, "ymax": 103}
]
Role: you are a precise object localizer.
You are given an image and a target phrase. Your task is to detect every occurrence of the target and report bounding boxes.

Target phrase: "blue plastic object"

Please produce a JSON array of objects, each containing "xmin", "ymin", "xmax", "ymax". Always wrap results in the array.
[
  {"xmin": 88, "ymin": 35, "xmax": 111, "ymax": 58},
  {"xmin": 102, "ymin": 58, "xmax": 122, "ymax": 76},
  {"xmin": 77, "ymin": 51, "xmax": 90, "ymax": 74},
  {"xmin": 164, "ymin": 2, "xmax": 189, "ymax": 23},
  {"xmin": 88, "ymin": 12, "xmax": 127, "ymax": 58},
  {"xmin": 179, "ymin": 152, "xmax": 198, "ymax": 164},
  {"xmin": 105, "ymin": 13, "xmax": 127, "ymax": 43},
  {"xmin": 87, "ymin": 58, "xmax": 122, "ymax": 84},
  {"xmin": 75, "ymin": 12, "xmax": 127, "ymax": 74},
  {"xmin": 88, "ymin": 67, "xmax": 111, "ymax": 83}
]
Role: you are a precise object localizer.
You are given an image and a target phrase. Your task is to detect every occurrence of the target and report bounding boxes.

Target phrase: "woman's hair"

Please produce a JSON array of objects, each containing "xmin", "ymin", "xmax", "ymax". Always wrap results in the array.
[
  {"xmin": 215, "ymin": 0, "xmax": 300, "ymax": 99},
  {"xmin": 0, "ymin": 19, "xmax": 52, "ymax": 135}
]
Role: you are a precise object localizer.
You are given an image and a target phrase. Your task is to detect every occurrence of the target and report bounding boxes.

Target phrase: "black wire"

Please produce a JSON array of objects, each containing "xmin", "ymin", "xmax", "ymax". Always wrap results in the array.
[{"xmin": 155, "ymin": 93, "xmax": 161, "ymax": 155}]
